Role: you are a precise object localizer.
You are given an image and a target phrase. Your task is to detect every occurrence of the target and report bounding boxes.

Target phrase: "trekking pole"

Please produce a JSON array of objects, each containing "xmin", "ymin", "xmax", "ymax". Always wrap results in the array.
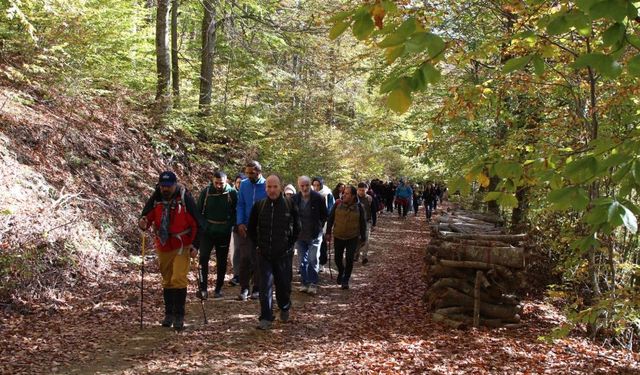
[
  {"xmin": 140, "ymin": 231, "xmax": 146, "ymax": 330},
  {"xmin": 193, "ymin": 258, "xmax": 208, "ymax": 325}
]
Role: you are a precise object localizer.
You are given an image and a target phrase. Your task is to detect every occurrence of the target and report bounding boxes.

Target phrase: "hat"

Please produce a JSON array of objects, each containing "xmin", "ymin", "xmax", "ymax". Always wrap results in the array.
[
  {"xmin": 158, "ymin": 171, "xmax": 177, "ymax": 186},
  {"xmin": 284, "ymin": 184, "xmax": 296, "ymax": 195}
]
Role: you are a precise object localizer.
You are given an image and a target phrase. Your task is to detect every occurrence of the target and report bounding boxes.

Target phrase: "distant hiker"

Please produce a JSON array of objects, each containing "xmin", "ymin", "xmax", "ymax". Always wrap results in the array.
[
  {"xmin": 412, "ymin": 188, "xmax": 421, "ymax": 217},
  {"xmin": 248, "ymin": 174, "xmax": 301, "ymax": 330},
  {"xmin": 293, "ymin": 176, "xmax": 328, "ymax": 295},
  {"xmin": 326, "ymin": 185, "xmax": 367, "ymax": 290},
  {"xmin": 332, "ymin": 182, "xmax": 345, "ymax": 201},
  {"xmin": 229, "ymin": 174, "xmax": 244, "ymax": 287},
  {"xmin": 312, "ymin": 176, "xmax": 335, "ymax": 273},
  {"xmin": 138, "ymin": 171, "xmax": 204, "ymax": 330},
  {"xmin": 284, "ymin": 184, "xmax": 296, "ymax": 198},
  {"xmin": 384, "ymin": 181, "xmax": 396, "ymax": 213},
  {"xmin": 434, "ymin": 184, "xmax": 442, "ymax": 211},
  {"xmin": 355, "ymin": 182, "xmax": 377, "ymax": 265},
  {"xmin": 196, "ymin": 170, "xmax": 237, "ymax": 299},
  {"xmin": 394, "ymin": 179, "xmax": 413, "ymax": 218},
  {"xmin": 236, "ymin": 161, "xmax": 267, "ymax": 301}
]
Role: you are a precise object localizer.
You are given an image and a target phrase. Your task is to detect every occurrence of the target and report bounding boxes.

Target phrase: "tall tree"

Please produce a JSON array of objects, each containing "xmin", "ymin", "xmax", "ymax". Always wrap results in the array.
[
  {"xmin": 155, "ymin": 0, "xmax": 172, "ymax": 109},
  {"xmin": 171, "ymin": 0, "xmax": 180, "ymax": 101},
  {"xmin": 199, "ymin": 0, "xmax": 217, "ymax": 114}
]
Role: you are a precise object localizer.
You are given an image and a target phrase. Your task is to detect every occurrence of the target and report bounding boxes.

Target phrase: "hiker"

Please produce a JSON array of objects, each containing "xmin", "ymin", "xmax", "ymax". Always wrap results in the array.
[
  {"xmin": 138, "ymin": 171, "xmax": 204, "ymax": 330},
  {"xmin": 229, "ymin": 174, "xmax": 244, "ymax": 287},
  {"xmin": 355, "ymin": 182, "xmax": 377, "ymax": 265},
  {"xmin": 293, "ymin": 176, "xmax": 328, "ymax": 295},
  {"xmin": 236, "ymin": 161, "xmax": 267, "ymax": 301},
  {"xmin": 312, "ymin": 176, "xmax": 335, "ymax": 273},
  {"xmin": 248, "ymin": 174, "xmax": 301, "ymax": 330},
  {"xmin": 423, "ymin": 184, "xmax": 437, "ymax": 221},
  {"xmin": 384, "ymin": 181, "xmax": 396, "ymax": 213},
  {"xmin": 326, "ymin": 185, "xmax": 367, "ymax": 290},
  {"xmin": 332, "ymin": 182, "xmax": 345, "ymax": 201},
  {"xmin": 412, "ymin": 188, "xmax": 421, "ymax": 217},
  {"xmin": 196, "ymin": 170, "xmax": 237, "ymax": 299},
  {"xmin": 284, "ymin": 184, "xmax": 296, "ymax": 198},
  {"xmin": 394, "ymin": 179, "xmax": 413, "ymax": 218}
]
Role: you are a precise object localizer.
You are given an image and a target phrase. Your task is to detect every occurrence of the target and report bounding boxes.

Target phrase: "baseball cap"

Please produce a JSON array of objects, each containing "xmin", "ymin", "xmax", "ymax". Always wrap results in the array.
[{"xmin": 158, "ymin": 171, "xmax": 177, "ymax": 186}]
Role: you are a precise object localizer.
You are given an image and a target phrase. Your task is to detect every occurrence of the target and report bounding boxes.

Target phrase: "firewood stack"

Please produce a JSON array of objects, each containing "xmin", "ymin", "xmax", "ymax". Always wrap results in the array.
[{"xmin": 424, "ymin": 209, "xmax": 527, "ymax": 329}]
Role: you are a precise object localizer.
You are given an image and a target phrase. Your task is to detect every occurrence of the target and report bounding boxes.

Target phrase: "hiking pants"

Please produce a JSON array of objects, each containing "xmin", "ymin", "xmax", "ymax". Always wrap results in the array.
[
  {"xmin": 199, "ymin": 233, "xmax": 231, "ymax": 292},
  {"xmin": 231, "ymin": 231, "xmax": 241, "ymax": 277},
  {"xmin": 356, "ymin": 223, "xmax": 371, "ymax": 261},
  {"xmin": 334, "ymin": 237, "xmax": 358, "ymax": 284},
  {"xmin": 237, "ymin": 234, "xmax": 259, "ymax": 293},
  {"xmin": 157, "ymin": 248, "xmax": 191, "ymax": 289},
  {"xmin": 296, "ymin": 234, "xmax": 323, "ymax": 286},
  {"xmin": 257, "ymin": 253, "xmax": 292, "ymax": 322}
]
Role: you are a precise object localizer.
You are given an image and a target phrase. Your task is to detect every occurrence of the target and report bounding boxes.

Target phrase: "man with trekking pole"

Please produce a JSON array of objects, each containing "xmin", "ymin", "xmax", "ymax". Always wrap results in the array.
[{"xmin": 138, "ymin": 171, "xmax": 205, "ymax": 330}]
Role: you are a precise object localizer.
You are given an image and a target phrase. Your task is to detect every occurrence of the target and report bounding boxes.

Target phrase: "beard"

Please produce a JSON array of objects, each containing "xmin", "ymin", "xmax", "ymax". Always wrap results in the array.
[{"xmin": 161, "ymin": 190, "xmax": 173, "ymax": 200}]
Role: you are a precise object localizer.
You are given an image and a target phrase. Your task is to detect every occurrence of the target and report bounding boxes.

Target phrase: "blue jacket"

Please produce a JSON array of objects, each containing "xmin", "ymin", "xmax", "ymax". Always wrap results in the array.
[
  {"xmin": 395, "ymin": 183, "xmax": 413, "ymax": 199},
  {"xmin": 236, "ymin": 176, "xmax": 267, "ymax": 226}
]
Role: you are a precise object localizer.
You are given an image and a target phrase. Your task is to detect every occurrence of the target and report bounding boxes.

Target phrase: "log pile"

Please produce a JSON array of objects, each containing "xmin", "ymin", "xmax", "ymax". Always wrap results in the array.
[{"xmin": 424, "ymin": 209, "xmax": 527, "ymax": 329}]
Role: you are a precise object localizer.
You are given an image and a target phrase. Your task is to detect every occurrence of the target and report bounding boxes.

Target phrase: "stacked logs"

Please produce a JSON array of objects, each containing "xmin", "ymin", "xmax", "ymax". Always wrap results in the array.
[{"xmin": 424, "ymin": 209, "xmax": 527, "ymax": 329}]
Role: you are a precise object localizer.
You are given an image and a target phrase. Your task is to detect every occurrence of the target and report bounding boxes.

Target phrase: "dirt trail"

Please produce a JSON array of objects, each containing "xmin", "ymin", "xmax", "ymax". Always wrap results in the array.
[{"xmin": 6, "ymin": 206, "xmax": 640, "ymax": 374}]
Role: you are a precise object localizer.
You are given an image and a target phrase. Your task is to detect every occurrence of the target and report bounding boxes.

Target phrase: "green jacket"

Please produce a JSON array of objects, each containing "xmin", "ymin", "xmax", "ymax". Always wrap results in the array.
[{"xmin": 197, "ymin": 183, "xmax": 238, "ymax": 236}]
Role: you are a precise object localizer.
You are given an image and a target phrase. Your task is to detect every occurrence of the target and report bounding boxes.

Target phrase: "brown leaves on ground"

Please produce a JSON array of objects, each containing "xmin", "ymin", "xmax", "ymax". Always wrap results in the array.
[{"xmin": 2, "ymin": 207, "xmax": 639, "ymax": 374}]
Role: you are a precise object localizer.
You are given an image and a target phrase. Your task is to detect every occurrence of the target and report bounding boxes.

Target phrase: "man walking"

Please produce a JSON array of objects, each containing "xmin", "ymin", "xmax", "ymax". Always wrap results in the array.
[
  {"xmin": 196, "ymin": 170, "xmax": 237, "ymax": 299},
  {"xmin": 394, "ymin": 179, "xmax": 413, "ymax": 218},
  {"xmin": 139, "ymin": 171, "xmax": 202, "ymax": 330},
  {"xmin": 248, "ymin": 175, "xmax": 301, "ymax": 330},
  {"xmin": 326, "ymin": 185, "xmax": 367, "ymax": 290},
  {"xmin": 355, "ymin": 182, "xmax": 376, "ymax": 265},
  {"xmin": 311, "ymin": 176, "xmax": 334, "ymax": 272},
  {"xmin": 293, "ymin": 176, "xmax": 328, "ymax": 295},
  {"xmin": 236, "ymin": 161, "xmax": 267, "ymax": 301}
]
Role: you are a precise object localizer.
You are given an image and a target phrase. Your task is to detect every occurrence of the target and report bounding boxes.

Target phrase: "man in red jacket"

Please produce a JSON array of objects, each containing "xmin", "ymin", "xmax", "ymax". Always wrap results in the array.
[{"xmin": 138, "ymin": 171, "xmax": 202, "ymax": 330}]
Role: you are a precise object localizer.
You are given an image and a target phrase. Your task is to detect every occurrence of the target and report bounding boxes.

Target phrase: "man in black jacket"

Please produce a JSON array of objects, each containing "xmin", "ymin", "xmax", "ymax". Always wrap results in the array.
[
  {"xmin": 248, "ymin": 174, "xmax": 301, "ymax": 330},
  {"xmin": 293, "ymin": 176, "xmax": 328, "ymax": 295}
]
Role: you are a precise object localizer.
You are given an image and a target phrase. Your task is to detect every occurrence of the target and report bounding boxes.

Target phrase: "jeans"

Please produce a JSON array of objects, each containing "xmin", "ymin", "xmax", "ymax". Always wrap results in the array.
[
  {"xmin": 231, "ymin": 231, "xmax": 241, "ymax": 277},
  {"xmin": 296, "ymin": 234, "xmax": 323, "ymax": 286},
  {"xmin": 257, "ymin": 253, "xmax": 292, "ymax": 321},
  {"xmin": 237, "ymin": 234, "xmax": 258, "ymax": 293},
  {"xmin": 199, "ymin": 233, "xmax": 231, "ymax": 292},
  {"xmin": 334, "ymin": 237, "xmax": 358, "ymax": 284},
  {"xmin": 356, "ymin": 223, "xmax": 371, "ymax": 260}
]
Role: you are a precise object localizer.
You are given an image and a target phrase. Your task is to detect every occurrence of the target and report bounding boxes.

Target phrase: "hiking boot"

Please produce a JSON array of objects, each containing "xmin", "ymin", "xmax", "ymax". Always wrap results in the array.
[
  {"xmin": 250, "ymin": 291, "xmax": 260, "ymax": 300},
  {"xmin": 257, "ymin": 319, "xmax": 272, "ymax": 330},
  {"xmin": 362, "ymin": 258, "xmax": 368, "ymax": 265},
  {"xmin": 280, "ymin": 309, "xmax": 290, "ymax": 323},
  {"xmin": 238, "ymin": 289, "xmax": 249, "ymax": 301},
  {"xmin": 298, "ymin": 284, "xmax": 309, "ymax": 293},
  {"xmin": 196, "ymin": 289, "xmax": 208, "ymax": 300},
  {"xmin": 307, "ymin": 284, "xmax": 318, "ymax": 296},
  {"xmin": 161, "ymin": 313, "xmax": 174, "ymax": 327},
  {"xmin": 341, "ymin": 283, "xmax": 349, "ymax": 290},
  {"xmin": 213, "ymin": 290, "xmax": 223, "ymax": 299},
  {"xmin": 229, "ymin": 275, "xmax": 240, "ymax": 286},
  {"xmin": 336, "ymin": 275, "xmax": 343, "ymax": 285},
  {"xmin": 173, "ymin": 315, "xmax": 184, "ymax": 330}
]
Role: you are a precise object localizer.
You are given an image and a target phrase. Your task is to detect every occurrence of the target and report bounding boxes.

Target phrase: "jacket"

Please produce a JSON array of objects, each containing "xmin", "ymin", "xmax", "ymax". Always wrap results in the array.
[
  {"xmin": 293, "ymin": 190, "xmax": 328, "ymax": 239},
  {"xmin": 140, "ymin": 184, "xmax": 204, "ymax": 251},
  {"xmin": 248, "ymin": 194, "xmax": 301, "ymax": 260},
  {"xmin": 236, "ymin": 176, "xmax": 267, "ymax": 226},
  {"xmin": 326, "ymin": 200, "xmax": 367, "ymax": 241},
  {"xmin": 197, "ymin": 183, "xmax": 237, "ymax": 236}
]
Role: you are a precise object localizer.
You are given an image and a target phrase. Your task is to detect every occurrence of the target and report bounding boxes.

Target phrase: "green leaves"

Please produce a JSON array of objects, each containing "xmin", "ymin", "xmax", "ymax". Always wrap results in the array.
[
  {"xmin": 405, "ymin": 32, "xmax": 445, "ymax": 58},
  {"xmin": 548, "ymin": 187, "xmax": 590, "ymax": 210},
  {"xmin": 588, "ymin": 0, "xmax": 631, "ymax": 22},
  {"xmin": 329, "ymin": 21, "xmax": 350, "ymax": 40},
  {"xmin": 483, "ymin": 192, "xmax": 519, "ymax": 208},
  {"xmin": 573, "ymin": 53, "xmax": 622, "ymax": 78},
  {"xmin": 387, "ymin": 87, "xmax": 411, "ymax": 114},
  {"xmin": 503, "ymin": 55, "xmax": 534, "ymax": 74},
  {"xmin": 602, "ymin": 23, "xmax": 625, "ymax": 47},
  {"xmin": 352, "ymin": 8, "xmax": 374, "ymax": 40},
  {"xmin": 628, "ymin": 55, "xmax": 640, "ymax": 77}
]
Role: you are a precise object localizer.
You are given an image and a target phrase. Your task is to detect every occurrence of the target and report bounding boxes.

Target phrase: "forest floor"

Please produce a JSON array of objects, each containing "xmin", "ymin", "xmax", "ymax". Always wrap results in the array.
[{"xmin": 2, "ymin": 205, "xmax": 640, "ymax": 374}]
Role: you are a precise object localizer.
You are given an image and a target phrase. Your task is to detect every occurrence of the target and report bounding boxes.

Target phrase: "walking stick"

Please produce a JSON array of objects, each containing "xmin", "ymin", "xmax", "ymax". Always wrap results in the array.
[
  {"xmin": 193, "ymin": 259, "xmax": 208, "ymax": 325},
  {"xmin": 140, "ymin": 232, "xmax": 145, "ymax": 330}
]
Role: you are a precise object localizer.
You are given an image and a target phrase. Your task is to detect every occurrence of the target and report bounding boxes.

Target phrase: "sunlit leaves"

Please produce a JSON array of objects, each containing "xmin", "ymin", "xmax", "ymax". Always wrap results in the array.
[
  {"xmin": 503, "ymin": 54, "xmax": 534, "ymax": 73},
  {"xmin": 483, "ymin": 191, "xmax": 519, "ymax": 208},
  {"xmin": 627, "ymin": 55, "xmax": 640, "ymax": 76},
  {"xmin": 573, "ymin": 53, "xmax": 622, "ymax": 78},
  {"xmin": 352, "ymin": 7, "xmax": 375, "ymax": 40},
  {"xmin": 548, "ymin": 187, "xmax": 590, "ymax": 210},
  {"xmin": 602, "ymin": 23, "xmax": 625, "ymax": 47},
  {"xmin": 329, "ymin": 21, "xmax": 350, "ymax": 40},
  {"xmin": 387, "ymin": 87, "xmax": 411, "ymax": 114}
]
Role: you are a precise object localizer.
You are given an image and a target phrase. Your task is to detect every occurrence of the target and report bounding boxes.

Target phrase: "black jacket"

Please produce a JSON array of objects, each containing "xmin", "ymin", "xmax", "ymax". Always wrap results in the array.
[
  {"xmin": 292, "ymin": 190, "xmax": 328, "ymax": 239},
  {"xmin": 248, "ymin": 194, "xmax": 301, "ymax": 259}
]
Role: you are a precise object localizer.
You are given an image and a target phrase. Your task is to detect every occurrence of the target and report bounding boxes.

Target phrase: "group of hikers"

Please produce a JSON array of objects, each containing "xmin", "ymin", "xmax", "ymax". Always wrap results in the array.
[{"xmin": 138, "ymin": 161, "xmax": 446, "ymax": 330}]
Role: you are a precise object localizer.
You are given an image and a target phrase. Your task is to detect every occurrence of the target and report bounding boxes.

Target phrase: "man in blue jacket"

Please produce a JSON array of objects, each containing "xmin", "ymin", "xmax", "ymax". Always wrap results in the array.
[
  {"xmin": 293, "ymin": 176, "xmax": 328, "ymax": 295},
  {"xmin": 236, "ymin": 160, "xmax": 267, "ymax": 301},
  {"xmin": 394, "ymin": 179, "xmax": 413, "ymax": 218}
]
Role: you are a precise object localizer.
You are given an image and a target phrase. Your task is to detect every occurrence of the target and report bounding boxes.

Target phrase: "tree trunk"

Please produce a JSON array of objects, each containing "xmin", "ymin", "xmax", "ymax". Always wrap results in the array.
[
  {"xmin": 199, "ymin": 0, "xmax": 217, "ymax": 114},
  {"xmin": 155, "ymin": 0, "xmax": 172, "ymax": 110},
  {"xmin": 171, "ymin": 0, "xmax": 180, "ymax": 101}
]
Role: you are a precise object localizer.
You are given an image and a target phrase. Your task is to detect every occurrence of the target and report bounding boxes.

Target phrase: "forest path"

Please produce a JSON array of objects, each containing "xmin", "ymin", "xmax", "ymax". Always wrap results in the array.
[{"xmin": 6, "ymin": 205, "xmax": 639, "ymax": 374}]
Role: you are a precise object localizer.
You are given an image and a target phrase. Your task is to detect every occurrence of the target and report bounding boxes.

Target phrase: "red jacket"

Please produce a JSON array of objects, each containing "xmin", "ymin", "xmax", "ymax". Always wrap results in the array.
[{"xmin": 144, "ymin": 195, "xmax": 198, "ymax": 252}]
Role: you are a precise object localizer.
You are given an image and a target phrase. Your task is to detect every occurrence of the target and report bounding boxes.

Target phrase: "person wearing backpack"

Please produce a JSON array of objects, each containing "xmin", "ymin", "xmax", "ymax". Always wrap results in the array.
[
  {"xmin": 355, "ymin": 182, "xmax": 377, "ymax": 265},
  {"xmin": 293, "ymin": 176, "xmax": 328, "ymax": 295},
  {"xmin": 326, "ymin": 185, "xmax": 367, "ymax": 290},
  {"xmin": 138, "ymin": 171, "xmax": 205, "ymax": 330},
  {"xmin": 248, "ymin": 175, "xmax": 301, "ymax": 330},
  {"xmin": 236, "ymin": 161, "xmax": 267, "ymax": 301},
  {"xmin": 196, "ymin": 170, "xmax": 237, "ymax": 299}
]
